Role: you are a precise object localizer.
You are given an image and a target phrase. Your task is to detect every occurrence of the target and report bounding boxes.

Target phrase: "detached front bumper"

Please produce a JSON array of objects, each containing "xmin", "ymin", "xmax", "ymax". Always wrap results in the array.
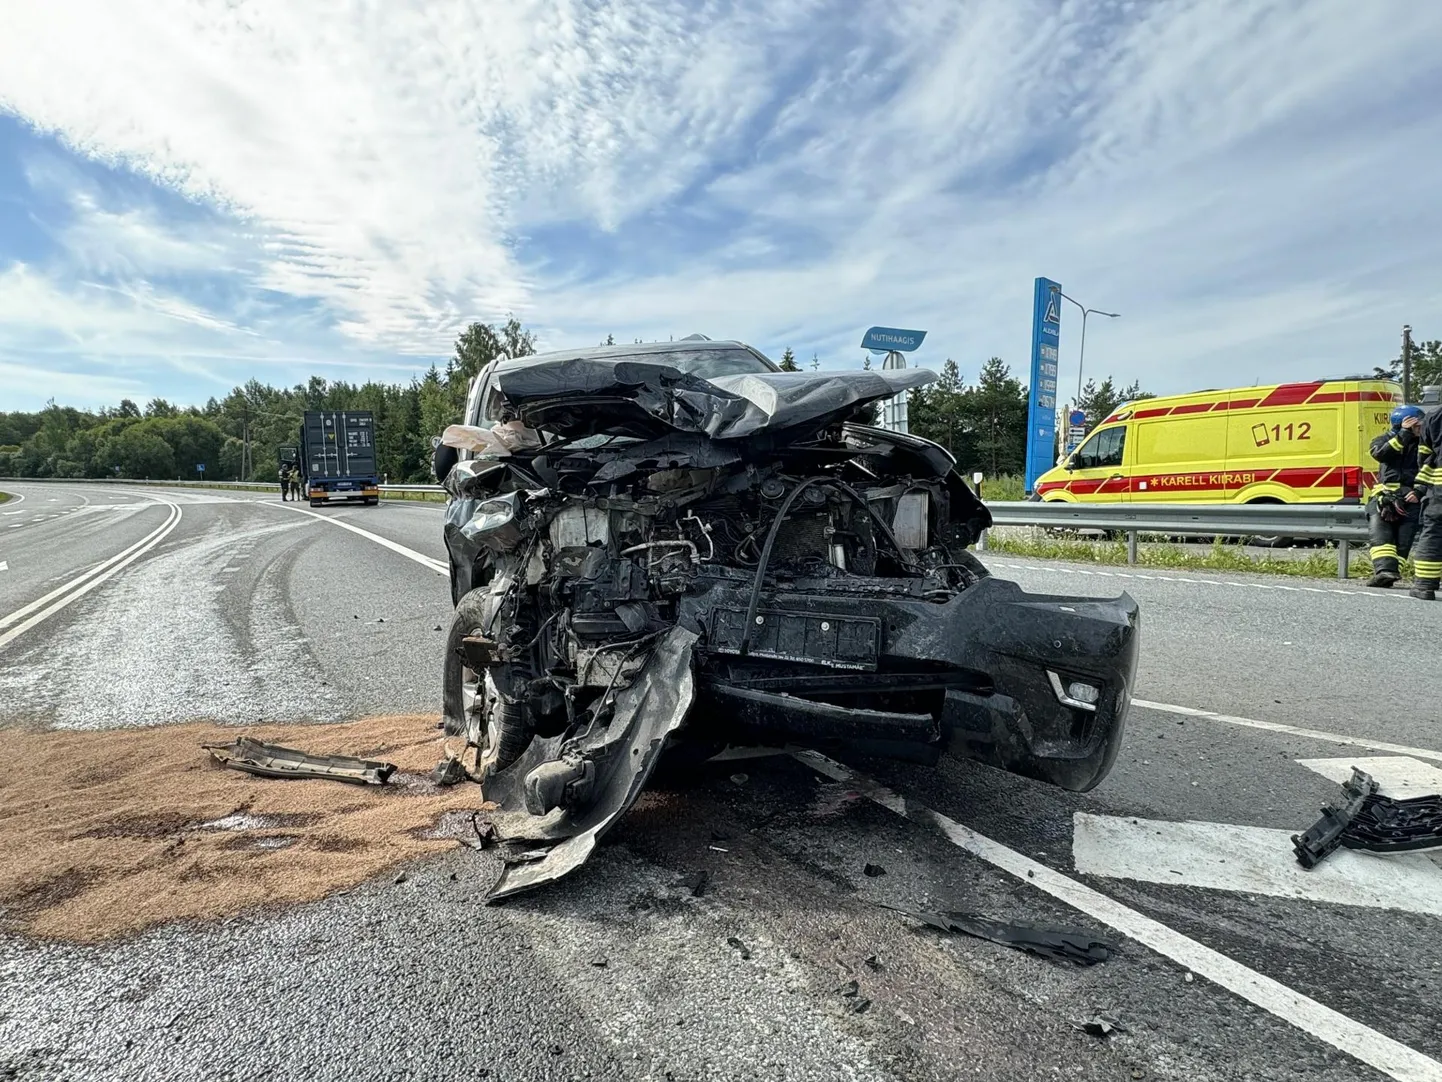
[{"xmin": 687, "ymin": 576, "xmax": 1139, "ymax": 793}]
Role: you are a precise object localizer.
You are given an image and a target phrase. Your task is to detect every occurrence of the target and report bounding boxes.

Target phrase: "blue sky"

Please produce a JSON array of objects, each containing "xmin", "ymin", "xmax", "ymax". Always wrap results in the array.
[{"xmin": 2, "ymin": 0, "xmax": 1441, "ymax": 412}]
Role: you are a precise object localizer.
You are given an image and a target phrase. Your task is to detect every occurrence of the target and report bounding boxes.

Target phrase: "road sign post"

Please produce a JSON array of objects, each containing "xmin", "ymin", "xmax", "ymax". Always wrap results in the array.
[
  {"xmin": 1065, "ymin": 409, "xmax": 1086, "ymax": 455},
  {"xmin": 862, "ymin": 327, "xmax": 927, "ymax": 435}
]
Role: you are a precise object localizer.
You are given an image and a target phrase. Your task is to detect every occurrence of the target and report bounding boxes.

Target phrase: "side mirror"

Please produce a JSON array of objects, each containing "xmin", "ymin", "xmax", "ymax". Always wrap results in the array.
[
  {"xmin": 433, "ymin": 439, "xmax": 458, "ymax": 484},
  {"xmin": 1065, "ymin": 454, "xmax": 1078, "ymax": 472}
]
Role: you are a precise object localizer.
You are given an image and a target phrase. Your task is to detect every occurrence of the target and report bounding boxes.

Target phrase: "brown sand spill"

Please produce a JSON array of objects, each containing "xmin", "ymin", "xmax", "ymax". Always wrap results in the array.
[{"xmin": 0, "ymin": 715, "xmax": 490, "ymax": 944}]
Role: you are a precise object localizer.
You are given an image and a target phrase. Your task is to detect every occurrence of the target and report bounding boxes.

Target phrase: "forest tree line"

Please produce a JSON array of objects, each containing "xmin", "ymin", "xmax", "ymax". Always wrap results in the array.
[{"xmin": 0, "ymin": 316, "xmax": 1167, "ymax": 483}]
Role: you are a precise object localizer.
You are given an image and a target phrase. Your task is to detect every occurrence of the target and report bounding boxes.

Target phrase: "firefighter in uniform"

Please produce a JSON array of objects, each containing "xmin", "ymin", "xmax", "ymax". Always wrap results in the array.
[
  {"xmin": 1409, "ymin": 386, "xmax": 1442, "ymax": 601},
  {"xmin": 1366, "ymin": 404, "xmax": 1428, "ymax": 587},
  {"xmin": 278, "ymin": 462, "xmax": 293, "ymax": 501}
]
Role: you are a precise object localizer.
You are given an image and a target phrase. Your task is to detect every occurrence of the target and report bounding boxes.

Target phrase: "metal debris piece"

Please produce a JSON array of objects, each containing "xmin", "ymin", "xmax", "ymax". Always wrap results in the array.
[
  {"xmin": 837, "ymin": 979, "xmax": 859, "ymax": 998},
  {"xmin": 1293, "ymin": 767, "xmax": 1442, "ymax": 867},
  {"xmin": 863, "ymin": 954, "xmax": 883, "ymax": 971},
  {"xmin": 726, "ymin": 936, "xmax": 752, "ymax": 960},
  {"xmin": 863, "ymin": 863, "xmax": 886, "ymax": 878},
  {"xmin": 202, "ymin": 737, "xmax": 396, "ymax": 785},
  {"xmin": 1073, "ymin": 1012, "xmax": 1127, "ymax": 1038},
  {"xmin": 430, "ymin": 754, "xmax": 469, "ymax": 787},
  {"xmin": 881, "ymin": 903, "xmax": 1114, "ymax": 965}
]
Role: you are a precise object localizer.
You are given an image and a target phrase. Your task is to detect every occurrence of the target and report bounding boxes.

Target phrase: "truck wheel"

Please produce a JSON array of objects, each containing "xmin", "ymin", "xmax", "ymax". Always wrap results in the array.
[{"xmin": 309, "ymin": 499, "xmax": 322, "ymax": 508}]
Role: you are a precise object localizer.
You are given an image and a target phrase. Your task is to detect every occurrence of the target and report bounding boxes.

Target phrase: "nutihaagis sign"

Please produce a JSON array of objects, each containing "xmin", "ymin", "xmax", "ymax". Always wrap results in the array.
[{"xmin": 861, "ymin": 327, "xmax": 927, "ymax": 353}]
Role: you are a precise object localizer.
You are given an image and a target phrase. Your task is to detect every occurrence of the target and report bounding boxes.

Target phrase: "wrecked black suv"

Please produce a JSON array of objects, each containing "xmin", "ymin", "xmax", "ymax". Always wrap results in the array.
[{"xmin": 435, "ymin": 339, "xmax": 1139, "ymax": 899}]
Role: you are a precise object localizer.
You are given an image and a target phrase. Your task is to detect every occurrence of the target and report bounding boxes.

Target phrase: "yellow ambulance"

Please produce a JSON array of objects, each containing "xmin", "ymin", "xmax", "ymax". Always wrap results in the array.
[{"xmin": 1034, "ymin": 379, "xmax": 1402, "ymax": 504}]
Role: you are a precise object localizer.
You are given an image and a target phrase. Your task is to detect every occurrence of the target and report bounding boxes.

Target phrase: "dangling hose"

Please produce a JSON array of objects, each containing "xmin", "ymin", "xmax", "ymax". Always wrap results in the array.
[{"xmin": 737, "ymin": 476, "xmax": 913, "ymax": 656}]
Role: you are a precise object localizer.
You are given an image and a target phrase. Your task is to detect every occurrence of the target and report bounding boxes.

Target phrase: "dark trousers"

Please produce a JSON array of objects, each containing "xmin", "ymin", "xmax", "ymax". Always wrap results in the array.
[
  {"xmin": 1412, "ymin": 495, "xmax": 1442, "ymax": 588},
  {"xmin": 1368, "ymin": 497, "xmax": 1419, "ymax": 575}
]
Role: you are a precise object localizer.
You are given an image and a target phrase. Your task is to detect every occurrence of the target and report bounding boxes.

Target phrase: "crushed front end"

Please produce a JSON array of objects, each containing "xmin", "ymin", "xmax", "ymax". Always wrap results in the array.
[{"xmin": 439, "ymin": 359, "xmax": 1139, "ymax": 899}]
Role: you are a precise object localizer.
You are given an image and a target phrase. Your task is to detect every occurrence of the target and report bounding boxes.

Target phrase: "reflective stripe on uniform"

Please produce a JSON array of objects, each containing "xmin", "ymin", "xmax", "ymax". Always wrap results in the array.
[
  {"xmin": 1370, "ymin": 544, "xmax": 1399, "ymax": 559},
  {"xmin": 1389, "ymin": 436, "xmax": 1405, "ymax": 452},
  {"xmin": 1414, "ymin": 560, "xmax": 1442, "ymax": 577}
]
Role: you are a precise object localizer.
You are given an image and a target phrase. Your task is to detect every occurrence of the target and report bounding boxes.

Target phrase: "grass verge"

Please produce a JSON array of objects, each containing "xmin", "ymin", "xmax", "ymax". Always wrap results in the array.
[
  {"xmin": 0, "ymin": 491, "xmax": 10, "ymax": 504},
  {"xmin": 982, "ymin": 528, "xmax": 1392, "ymax": 582}
]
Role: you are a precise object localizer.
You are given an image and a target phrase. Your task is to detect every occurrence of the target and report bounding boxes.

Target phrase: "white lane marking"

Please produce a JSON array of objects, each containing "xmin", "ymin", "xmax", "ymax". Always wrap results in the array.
[
  {"xmin": 795, "ymin": 750, "xmax": 1442, "ymax": 1082},
  {"xmin": 6, "ymin": 523, "xmax": 20, "ymax": 528},
  {"xmin": 985, "ymin": 560, "xmax": 1405, "ymax": 600},
  {"xmin": 2, "ymin": 510, "xmax": 21, "ymax": 515},
  {"xmin": 1297, "ymin": 756, "xmax": 1442, "ymax": 796},
  {"xmin": 264, "ymin": 502, "xmax": 448, "ymax": 576},
  {"xmin": 221, "ymin": 567, "xmax": 240, "ymax": 573},
  {"xmin": 0, "ymin": 501, "xmax": 183, "ymax": 651},
  {"xmin": 0, "ymin": 500, "xmax": 180, "ymax": 633},
  {"xmin": 1135, "ymin": 699, "xmax": 1442, "ymax": 763},
  {"xmin": 0, "ymin": 561, "xmax": 7, "ymax": 572},
  {"xmin": 1071, "ymin": 812, "xmax": 1442, "ymax": 916}
]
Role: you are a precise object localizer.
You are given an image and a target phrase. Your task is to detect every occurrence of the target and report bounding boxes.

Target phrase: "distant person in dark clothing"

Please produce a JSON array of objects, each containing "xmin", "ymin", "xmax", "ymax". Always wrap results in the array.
[{"xmin": 279, "ymin": 463, "xmax": 294, "ymax": 501}]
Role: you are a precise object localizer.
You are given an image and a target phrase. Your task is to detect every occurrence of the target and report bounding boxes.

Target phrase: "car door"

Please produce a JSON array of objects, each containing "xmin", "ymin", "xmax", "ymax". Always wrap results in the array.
[{"xmin": 1065, "ymin": 424, "xmax": 1130, "ymax": 501}]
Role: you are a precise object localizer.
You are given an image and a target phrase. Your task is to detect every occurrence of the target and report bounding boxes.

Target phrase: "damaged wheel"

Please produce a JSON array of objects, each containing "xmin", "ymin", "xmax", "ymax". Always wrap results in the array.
[{"xmin": 442, "ymin": 587, "xmax": 535, "ymax": 772}]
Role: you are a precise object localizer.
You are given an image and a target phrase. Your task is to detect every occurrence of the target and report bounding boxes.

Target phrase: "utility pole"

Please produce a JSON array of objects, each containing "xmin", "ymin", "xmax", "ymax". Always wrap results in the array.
[
  {"xmin": 241, "ymin": 402, "xmax": 251, "ymax": 482},
  {"xmin": 1402, "ymin": 325, "xmax": 1413, "ymax": 403}
]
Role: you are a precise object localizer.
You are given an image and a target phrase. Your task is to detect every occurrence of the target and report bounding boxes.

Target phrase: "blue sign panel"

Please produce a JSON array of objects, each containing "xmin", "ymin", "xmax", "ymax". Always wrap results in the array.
[
  {"xmin": 861, "ymin": 326, "xmax": 927, "ymax": 353},
  {"xmin": 1024, "ymin": 278, "xmax": 1062, "ymax": 493}
]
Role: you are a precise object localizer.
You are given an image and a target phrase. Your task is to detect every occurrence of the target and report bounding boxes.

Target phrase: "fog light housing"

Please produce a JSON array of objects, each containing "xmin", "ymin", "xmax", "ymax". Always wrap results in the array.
[{"xmin": 1047, "ymin": 671, "xmax": 1099, "ymax": 712}]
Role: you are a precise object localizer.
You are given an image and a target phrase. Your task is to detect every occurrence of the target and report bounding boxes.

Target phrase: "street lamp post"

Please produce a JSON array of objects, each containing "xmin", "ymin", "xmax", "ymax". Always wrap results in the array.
[{"xmin": 1058, "ymin": 292, "xmax": 1120, "ymax": 405}]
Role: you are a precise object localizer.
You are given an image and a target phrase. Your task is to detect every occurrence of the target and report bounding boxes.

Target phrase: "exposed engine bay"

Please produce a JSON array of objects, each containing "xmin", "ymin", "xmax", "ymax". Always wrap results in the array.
[{"xmin": 437, "ymin": 345, "xmax": 1140, "ymax": 900}]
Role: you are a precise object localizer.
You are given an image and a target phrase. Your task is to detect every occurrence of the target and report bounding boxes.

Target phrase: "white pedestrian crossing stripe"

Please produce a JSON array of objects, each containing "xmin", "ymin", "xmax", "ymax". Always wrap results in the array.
[{"xmin": 1071, "ymin": 755, "xmax": 1442, "ymax": 916}]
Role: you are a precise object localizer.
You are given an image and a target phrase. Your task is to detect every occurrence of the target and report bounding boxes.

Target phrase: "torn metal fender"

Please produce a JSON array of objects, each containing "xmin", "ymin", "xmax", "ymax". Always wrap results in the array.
[
  {"xmin": 202, "ymin": 737, "xmax": 397, "ymax": 785},
  {"xmin": 483, "ymin": 625, "xmax": 698, "ymax": 901}
]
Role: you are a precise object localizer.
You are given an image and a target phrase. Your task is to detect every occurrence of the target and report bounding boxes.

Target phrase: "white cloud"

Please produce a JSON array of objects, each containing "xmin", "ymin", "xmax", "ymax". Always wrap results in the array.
[{"xmin": 0, "ymin": 0, "xmax": 1440, "ymax": 401}]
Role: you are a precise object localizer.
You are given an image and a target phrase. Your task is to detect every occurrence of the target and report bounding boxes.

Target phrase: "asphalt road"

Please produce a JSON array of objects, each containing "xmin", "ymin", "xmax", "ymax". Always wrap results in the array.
[{"xmin": 3, "ymin": 479, "xmax": 1441, "ymax": 1082}]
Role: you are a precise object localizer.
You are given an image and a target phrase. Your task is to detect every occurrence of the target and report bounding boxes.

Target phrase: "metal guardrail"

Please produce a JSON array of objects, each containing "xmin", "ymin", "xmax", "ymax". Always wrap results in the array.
[
  {"xmin": 1, "ymin": 479, "xmax": 1370, "ymax": 577},
  {"xmin": 979, "ymin": 500, "xmax": 1369, "ymax": 578},
  {"xmin": 0, "ymin": 477, "xmax": 444, "ymax": 496}
]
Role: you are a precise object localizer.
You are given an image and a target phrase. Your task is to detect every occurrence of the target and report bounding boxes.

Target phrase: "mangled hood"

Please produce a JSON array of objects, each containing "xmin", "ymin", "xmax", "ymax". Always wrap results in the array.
[{"xmin": 490, "ymin": 359, "xmax": 936, "ymax": 441}]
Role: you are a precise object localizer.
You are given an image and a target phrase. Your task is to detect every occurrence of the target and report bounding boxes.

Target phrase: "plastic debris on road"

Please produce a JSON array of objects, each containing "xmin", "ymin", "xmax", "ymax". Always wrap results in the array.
[
  {"xmin": 1293, "ymin": 766, "xmax": 1442, "ymax": 868},
  {"xmin": 881, "ymin": 902, "xmax": 1115, "ymax": 965}
]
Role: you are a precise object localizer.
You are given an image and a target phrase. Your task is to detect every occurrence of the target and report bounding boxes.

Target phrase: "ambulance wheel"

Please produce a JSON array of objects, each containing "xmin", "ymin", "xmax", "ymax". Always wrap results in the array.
[{"xmin": 1243, "ymin": 498, "xmax": 1288, "ymax": 547}]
